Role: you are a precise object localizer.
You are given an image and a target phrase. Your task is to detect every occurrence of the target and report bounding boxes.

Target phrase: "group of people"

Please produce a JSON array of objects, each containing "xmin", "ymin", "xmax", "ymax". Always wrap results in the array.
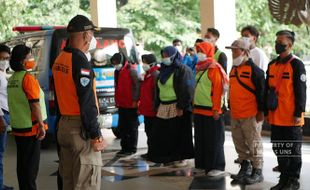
[
  {"xmin": 112, "ymin": 25, "xmax": 306, "ymax": 190},
  {"xmin": 0, "ymin": 13, "xmax": 306, "ymax": 190}
]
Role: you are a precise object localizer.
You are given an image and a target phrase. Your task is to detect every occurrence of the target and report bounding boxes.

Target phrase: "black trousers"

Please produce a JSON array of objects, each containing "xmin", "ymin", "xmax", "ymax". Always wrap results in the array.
[
  {"xmin": 194, "ymin": 114, "xmax": 225, "ymax": 172},
  {"xmin": 144, "ymin": 116, "xmax": 157, "ymax": 156},
  {"xmin": 271, "ymin": 125, "xmax": 302, "ymax": 179},
  {"xmin": 15, "ymin": 136, "xmax": 41, "ymax": 190},
  {"xmin": 150, "ymin": 111, "xmax": 194, "ymax": 163},
  {"xmin": 118, "ymin": 108, "xmax": 139, "ymax": 153}
]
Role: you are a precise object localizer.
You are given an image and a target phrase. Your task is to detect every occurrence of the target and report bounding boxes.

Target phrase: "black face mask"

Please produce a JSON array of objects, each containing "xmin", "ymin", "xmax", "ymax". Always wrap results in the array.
[{"xmin": 275, "ymin": 43, "xmax": 287, "ymax": 54}]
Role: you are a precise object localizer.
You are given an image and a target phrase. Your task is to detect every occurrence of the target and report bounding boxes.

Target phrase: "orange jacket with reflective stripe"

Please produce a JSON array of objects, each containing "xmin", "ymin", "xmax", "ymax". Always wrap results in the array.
[
  {"xmin": 229, "ymin": 60, "xmax": 265, "ymax": 119},
  {"xmin": 266, "ymin": 54, "xmax": 306, "ymax": 126}
]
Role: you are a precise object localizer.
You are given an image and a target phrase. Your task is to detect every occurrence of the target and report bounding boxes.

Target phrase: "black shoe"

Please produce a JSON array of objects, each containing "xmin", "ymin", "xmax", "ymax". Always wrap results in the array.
[
  {"xmin": 270, "ymin": 176, "xmax": 288, "ymax": 190},
  {"xmin": 245, "ymin": 168, "xmax": 264, "ymax": 184},
  {"xmin": 116, "ymin": 151, "xmax": 136, "ymax": 157},
  {"xmin": 231, "ymin": 160, "xmax": 252, "ymax": 183},
  {"xmin": 282, "ymin": 177, "xmax": 300, "ymax": 190},
  {"xmin": 3, "ymin": 185, "xmax": 14, "ymax": 190},
  {"xmin": 141, "ymin": 153, "xmax": 148, "ymax": 159}
]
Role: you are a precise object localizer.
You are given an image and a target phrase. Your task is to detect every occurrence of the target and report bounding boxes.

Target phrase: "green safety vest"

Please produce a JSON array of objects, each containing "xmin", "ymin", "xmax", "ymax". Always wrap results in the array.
[
  {"xmin": 214, "ymin": 49, "xmax": 222, "ymax": 62},
  {"xmin": 158, "ymin": 73, "xmax": 177, "ymax": 102},
  {"xmin": 194, "ymin": 70, "xmax": 213, "ymax": 110},
  {"xmin": 7, "ymin": 71, "xmax": 47, "ymax": 131}
]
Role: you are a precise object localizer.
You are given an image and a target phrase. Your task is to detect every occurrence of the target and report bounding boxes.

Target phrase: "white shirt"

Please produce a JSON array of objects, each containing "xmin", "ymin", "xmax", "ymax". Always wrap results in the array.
[
  {"xmin": 250, "ymin": 47, "xmax": 269, "ymax": 72},
  {"xmin": 0, "ymin": 70, "xmax": 8, "ymax": 115}
]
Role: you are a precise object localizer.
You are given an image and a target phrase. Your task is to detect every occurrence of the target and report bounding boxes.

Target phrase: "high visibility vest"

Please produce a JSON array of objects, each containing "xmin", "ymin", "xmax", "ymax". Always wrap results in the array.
[
  {"xmin": 158, "ymin": 73, "xmax": 177, "ymax": 102},
  {"xmin": 194, "ymin": 70, "xmax": 212, "ymax": 110},
  {"xmin": 7, "ymin": 71, "xmax": 47, "ymax": 131}
]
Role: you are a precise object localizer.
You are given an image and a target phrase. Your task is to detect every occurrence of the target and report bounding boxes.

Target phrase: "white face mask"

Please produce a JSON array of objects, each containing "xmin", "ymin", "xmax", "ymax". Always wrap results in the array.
[
  {"xmin": 88, "ymin": 36, "xmax": 97, "ymax": 52},
  {"xmin": 197, "ymin": 52, "xmax": 207, "ymax": 62},
  {"xmin": 115, "ymin": 64, "xmax": 123, "ymax": 70},
  {"xmin": 203, "ymin": 38, "xmax": 213, "ymax": 44},
  {"xmin": 175, "ymin": 46, "xmax": 182, "ymax": 53},
  {"xmin": 233, "ymin": 55, "xmax": 244, "ymax": 66},
  {"xmin": 142, "ymin": 64, "xmax": 150, "ymax": 72},
  {"xmin": 0, "ymin": 60, "xmax": 9, "ymax": 71},
  {"xmin": 85, "ymin": 52, "xmax": 91, "ymax": 62}
]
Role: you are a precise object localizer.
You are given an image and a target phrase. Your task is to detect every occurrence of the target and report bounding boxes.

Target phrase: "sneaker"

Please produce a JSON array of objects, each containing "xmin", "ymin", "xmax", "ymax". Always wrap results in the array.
[
  {"xmin": 206, "ymin": 170, "xmax": 226, "ymax": 177},
  {"xmin": 116, "ymin": 151, "xmax": 135, "ymax": 157},
  {"xmin": 174, "ymin": 160, "xmax": 188, "ymax": 168}
]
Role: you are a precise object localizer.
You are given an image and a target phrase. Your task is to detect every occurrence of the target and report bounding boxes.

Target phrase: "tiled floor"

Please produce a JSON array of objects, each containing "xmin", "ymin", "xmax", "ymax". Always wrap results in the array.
[{"xmin": 3, "ymin": 126, "xmax": 310, "ymax": 190}]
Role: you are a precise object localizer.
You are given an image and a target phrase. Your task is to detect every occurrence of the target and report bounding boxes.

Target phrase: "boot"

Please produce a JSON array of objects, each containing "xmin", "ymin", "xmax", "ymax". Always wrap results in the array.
[
  {"xmin": 270, "ymin": 176, "xmax": 288, "ymax": 190},
  {"xmin": 231, "ymin": 160, "xmax": 252, "ymax": 183},
  {"xmin": 282, "ymin": 177, "xmax": 300, "ymax": 190},
  {"xmin": 245, "ymin": 168, "xmax": 264, "ymax": 184}
]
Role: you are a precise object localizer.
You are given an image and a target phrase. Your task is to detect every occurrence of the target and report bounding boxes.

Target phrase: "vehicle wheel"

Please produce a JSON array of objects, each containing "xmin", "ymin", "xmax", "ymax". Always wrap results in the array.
[{"xmin": 112, "ymin": 127, "xmax": 121, "ymax": 139}]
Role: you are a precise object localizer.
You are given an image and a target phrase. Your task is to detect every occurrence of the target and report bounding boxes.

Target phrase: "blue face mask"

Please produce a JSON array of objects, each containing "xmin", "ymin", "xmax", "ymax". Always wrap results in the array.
[{"xmin": 162, "ymin": 57, "xmax": 172, "ymax": 66}]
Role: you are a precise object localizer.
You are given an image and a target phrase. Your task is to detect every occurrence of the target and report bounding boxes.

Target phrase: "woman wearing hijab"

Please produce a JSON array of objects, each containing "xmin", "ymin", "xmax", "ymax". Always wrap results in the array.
[
  {"xmin": 151, "ymin": 46, "xmax": 195, "ymax": 167},
  {"xmin": 193, "ymin": 41, "xmax": 229, "ymax": 176}
]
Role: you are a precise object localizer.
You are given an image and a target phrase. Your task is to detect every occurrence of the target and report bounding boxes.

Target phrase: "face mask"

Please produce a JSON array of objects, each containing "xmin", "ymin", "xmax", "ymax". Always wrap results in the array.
[
  {"xmin": 24, "ymin": 59, "xmax": 36, "ymax": 70},
  {"xmin": 142, "ymin": 64, "xmax": 150, "ymax": 72},
  {"xmin": 275, "ymin": 43, "xmax": 287, "ymax": 54},
  {"xmin": 233, "ymin": 55, "xmax": 244, "ymax": 66},
  {"xmin": 204, "ymin": 38, "xmax": 213, "ymax": 44},
  {"xmin": 88, "ymin": 36, "xmax": 97, "ymax": 52},
  {"xmin": 115, "ymin": 64, "xmax": 122, "ymax": 70},
  {"xmin": 175, "ymin": 46, "xmax": 182, "ymax": 53},
  {"xmin": 0, "ymin": 60, "xmax": 9, "ymax": 71},
  {"xmin": 197, "ymin": 52, "xmax": 207, "ymax": 62},
  {"xmin": 85, "ymin": 52, "xmax": 91, "ymax": 62},
  {"xmin": 162, "ymin": 57, "xmax": 172, "ymax": 66}
]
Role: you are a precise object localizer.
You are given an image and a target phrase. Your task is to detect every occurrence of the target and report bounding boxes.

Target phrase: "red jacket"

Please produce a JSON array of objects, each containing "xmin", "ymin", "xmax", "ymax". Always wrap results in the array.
[
  {"xmin": 138, "ymin": 66, "xmax": 159, "ymax": 116},
  {"xmin": 115, "ymin": 62, "xmax": 139, "ymax": 108}
]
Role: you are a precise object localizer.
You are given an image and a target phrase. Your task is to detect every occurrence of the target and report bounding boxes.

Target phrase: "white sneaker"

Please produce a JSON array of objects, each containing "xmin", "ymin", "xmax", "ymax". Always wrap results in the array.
[
  {"xmin": 174, "ymin": 160, "xmax": 188, "ymax": 168},
  {"xmin": 206, "ymin": 170, "xmax": 225, "ymax": 177}
]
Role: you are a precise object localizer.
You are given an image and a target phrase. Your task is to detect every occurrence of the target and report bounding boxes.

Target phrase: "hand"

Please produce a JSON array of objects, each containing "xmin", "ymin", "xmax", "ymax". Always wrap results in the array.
[
  {"xmin": 256, "ymin": 112, "xmax": 264, "ymax": 123},
  {"xmin": 91, "ymin": 136, "xmax": 107, "ymax": 152},
  {"xmin": 132, "ymin": 101, "xmax": 138, "ymax": 108},
  {"xmin": 213, "ymin": 110, "xmax": 220, "ymax": 120},
  {"xmin": 0, "ymin": 117, "xmax": 6, "ymax": 133},
  {"xmin": 176, "ymin": 108, "xmax": 183, "ymax": 117},
  {"xmin": 36, "ymin": 123, "xmax": 46, "ymax": 140},
  {"xmin": 294, "ymin": 117, "xmax": 302, "ymax": 125}
]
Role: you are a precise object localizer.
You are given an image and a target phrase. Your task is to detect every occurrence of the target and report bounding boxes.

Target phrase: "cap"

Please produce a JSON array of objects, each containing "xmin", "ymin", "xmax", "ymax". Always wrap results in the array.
[
  {"xmin": 67, "ymin": 15, "xmax": 100, "ymax": 33},
  {"xmin": 225, "ymin": 38, "xmax": 251, "ymax": 52}
]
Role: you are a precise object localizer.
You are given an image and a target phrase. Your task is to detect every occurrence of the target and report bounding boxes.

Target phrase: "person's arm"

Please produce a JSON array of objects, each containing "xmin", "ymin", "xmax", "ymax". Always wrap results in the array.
[
  {"xmin": 152, "ymin": 70, "xmax": 160, "ymax": 112},
  {"xmin": 291, "ymin": 58, "xmax": 307, "ymax": 118},
  {"xmin": 175, "ymin": 65, "xmax": 195, "ymax": 110},
  {"xmin": 23, "ymin": 74, "xmax": 45, "ymax": 140},
  {"xmin": 251, "ymin": 63, "xmax": 265, "ymax": 122},
  {"xmin": 130, "ymin": 66, "xmax": 140, "ymax": 108},
  {"xmin": 218, "ymin": 52, "xmax": 227, "ymax": 73},
  {"xmin": 0, "ymin": 109, "xmax": 6, "ymax": 133},
  {"xmin": 72, "ymin": 54, "xmax": 101, "ymax": 140},
  {"xmin": 209, "ymin": 68, "xmax": 223, "ymax": 120}
]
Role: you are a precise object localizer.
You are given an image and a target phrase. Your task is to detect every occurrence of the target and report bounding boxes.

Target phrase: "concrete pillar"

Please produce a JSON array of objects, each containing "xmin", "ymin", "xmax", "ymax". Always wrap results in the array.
[
  {"xmin": 200, "ymin": 0, "xmax": 237, "ymax": 66},
  {"xmin": 90, "ymin": 0, "xmax": 117, "ymax": 27}
]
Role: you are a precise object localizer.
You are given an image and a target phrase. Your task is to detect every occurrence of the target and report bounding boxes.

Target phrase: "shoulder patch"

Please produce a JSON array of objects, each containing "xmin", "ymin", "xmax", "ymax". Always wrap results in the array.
[
  {"xmin": 300, "ymin": 74, "xmax": 307, "ymax": 82},
  {"xmin": 81, "ymin": 68, "xmax": 90, "ymax": 76},
  {"xmin": 80, "ymin": 77, "xmax": 90, "ymax": 87}
]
